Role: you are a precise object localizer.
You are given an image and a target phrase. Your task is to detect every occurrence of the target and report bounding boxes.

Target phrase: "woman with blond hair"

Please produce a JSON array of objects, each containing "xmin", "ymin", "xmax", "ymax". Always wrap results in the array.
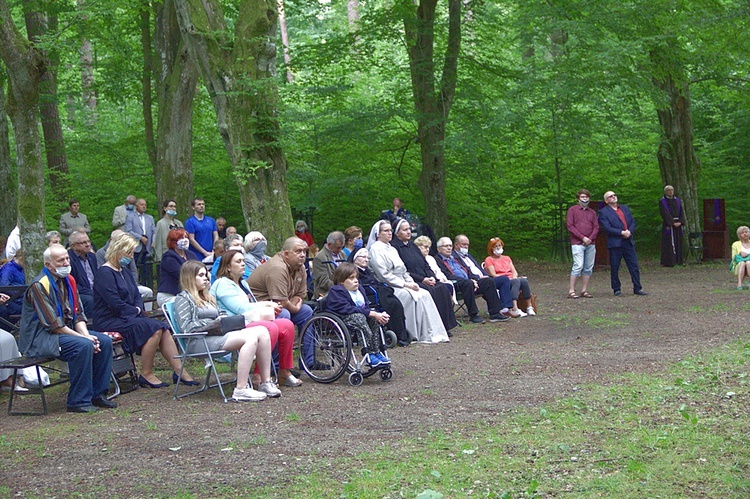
[
  {"xmin": 92, "ymin": 233, "xmax": 198, "ymax": 388},
  {"xmin": 174, "ymin": 261, "xmax": 279, "ymax": 401}
]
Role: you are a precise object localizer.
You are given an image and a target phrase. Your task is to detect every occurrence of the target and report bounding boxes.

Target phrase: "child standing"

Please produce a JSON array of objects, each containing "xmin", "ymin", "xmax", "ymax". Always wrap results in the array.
[{"xmin": 325, "ymin": 263, "xmax": 391, "ymax": 367}]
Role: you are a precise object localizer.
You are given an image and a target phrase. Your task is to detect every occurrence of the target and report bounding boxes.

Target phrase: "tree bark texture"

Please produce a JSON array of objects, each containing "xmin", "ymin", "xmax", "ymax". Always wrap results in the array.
[
  {"xmin": 24, "ymin": 8, "xmax": 71, "ymax": 207},
  {"xmin": 78, "ymin": 0, "xmax": 96, "ymax": 115},
  {"xmin": 0, "ymin": 0, "xmax": 47, "ymax": 277},
  {"xmin": 154, "ymin": 0, "xmax": 198, "ymax": 217},
  {"xmin": 651, "ymin": 51, "xmax": 701, "ymax": 235},
  {"xmin": 278, "ymin": 0, "xmax": 293, "ymax": 83},
  {"xmin": 142, "ymin": 1, "xmax": 157, "ymax": 168},
  {"xmin": 404, "ymin": 0, "xmax": 461, "ymax": 238},
  {"xmin": 0, "ymin": 72, "xmax": 18, "ymax": 238},
  {"xmin": 174, "ymin": 0, "xmax": 294, "ymax": 251}
]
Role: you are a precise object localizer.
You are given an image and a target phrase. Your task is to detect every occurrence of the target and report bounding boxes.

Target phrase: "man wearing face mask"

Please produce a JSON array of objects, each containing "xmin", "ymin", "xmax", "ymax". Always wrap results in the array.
[
  {"xmin": 566, "ymin": 189, "xmax": 599, "ymax": 298},
  {"xmin": 112, "ymin": 195, "xmax": 137, "ymax": 230},
  {"xmin": 18, "ymin": 244, "xmax": 116, "ymax": 413}
]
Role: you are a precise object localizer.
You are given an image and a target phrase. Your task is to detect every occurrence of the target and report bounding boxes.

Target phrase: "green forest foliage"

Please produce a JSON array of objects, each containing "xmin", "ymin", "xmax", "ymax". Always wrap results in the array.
[{"xmin": 3, "ymin": 0, "xmax": 749, "ymax": 258}]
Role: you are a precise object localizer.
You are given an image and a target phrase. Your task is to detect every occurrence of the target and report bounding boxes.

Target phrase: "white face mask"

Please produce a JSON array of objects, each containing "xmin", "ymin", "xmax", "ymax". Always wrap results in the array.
[
  {"xmin": 177, "ymin": 239, "xmax": 190, "ymax": 250},
  {"xmin": 458, "ymin": 247, "xmax": 469, "ymax": 256},
  {"xmin": 494, "ymin": 248, "xmax": 504, "ymax": 256},
  {"xmin": 54, "ymin": 265, "xmax": 72, "ymax": 277}
]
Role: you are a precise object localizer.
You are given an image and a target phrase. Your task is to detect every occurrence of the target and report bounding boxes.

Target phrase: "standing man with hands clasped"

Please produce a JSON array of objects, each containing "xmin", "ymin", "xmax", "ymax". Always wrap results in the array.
[
  {"xmin": 598, "ymin": 191, "xmax": 648, "ymax": 297},
  {"xmin": 566, "ymin": 189, "xmax": 599, "ymax": 298}
]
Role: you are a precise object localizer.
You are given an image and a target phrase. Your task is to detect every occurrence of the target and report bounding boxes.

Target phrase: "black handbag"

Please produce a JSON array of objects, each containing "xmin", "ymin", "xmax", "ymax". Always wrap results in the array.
[{"xmin": 206, "ymin": 315, "xmax": 246, "ymax": 336}]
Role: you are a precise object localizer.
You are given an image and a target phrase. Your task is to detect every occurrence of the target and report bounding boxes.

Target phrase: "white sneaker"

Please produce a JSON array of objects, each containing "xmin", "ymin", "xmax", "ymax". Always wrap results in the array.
[
  {"xmin": 232, "ymin": 384, "xmax": 267, "ymax": 402},
  {"xmin": 257, "ymin": 380, "xmax": 282, "ymax": 398},
  {"xmin": 526, "ymin": 306, "xmax": 536, "ymax": 316}
]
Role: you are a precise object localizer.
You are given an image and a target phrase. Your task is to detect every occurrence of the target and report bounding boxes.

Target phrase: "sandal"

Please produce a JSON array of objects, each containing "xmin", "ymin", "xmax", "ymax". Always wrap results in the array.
[
  {"xmin": 580, "ymin": 291, "xmax": 593, "ymax": 298},
  {"xmin": 281, "ymin": 374, "xmax": 303, "ymax": 387},
  {"xmin": 568, "ymin": 291, "xmax": 579, "ymax": 299}
]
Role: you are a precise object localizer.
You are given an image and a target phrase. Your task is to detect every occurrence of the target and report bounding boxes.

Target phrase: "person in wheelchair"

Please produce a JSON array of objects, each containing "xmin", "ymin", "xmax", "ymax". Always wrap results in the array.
[
  {"xmin": 325, "ymin": 263, "xmax": 391, "ymax": 368},
  {"xmin": 347, "ymin": 248, "xmax": 410, "ymax": 346}
]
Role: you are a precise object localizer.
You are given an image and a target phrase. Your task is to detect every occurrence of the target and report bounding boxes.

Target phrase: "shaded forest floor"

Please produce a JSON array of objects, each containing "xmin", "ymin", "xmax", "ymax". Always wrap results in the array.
[{"xmin": 1, "ymin": 259, "xmax": 747, "ymax": 497}]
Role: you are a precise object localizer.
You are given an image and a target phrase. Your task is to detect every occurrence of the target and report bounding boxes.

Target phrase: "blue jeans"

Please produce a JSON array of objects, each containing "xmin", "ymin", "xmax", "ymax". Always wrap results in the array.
[
  {"xmin": 571, "ymin": 244, "xmax": 596, "ymax": 276},
  {"xmin": 58, "ymin": 331, "xmax": 113, "ymax": 408},
  {"xmin": 492, "ymin": 276, "xmax": 514, "ymax": 309},
  {"xmin": 288, "ymin": 304, "xmax": 315, "ymax": 367}
]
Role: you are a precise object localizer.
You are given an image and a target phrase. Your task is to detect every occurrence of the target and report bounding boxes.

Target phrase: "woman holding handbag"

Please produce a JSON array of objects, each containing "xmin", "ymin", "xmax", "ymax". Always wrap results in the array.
[
  {"xmin": 210, "ymin": 250, "xmax": 302, "ymax": 388},
  {"xmin": 174, "ymin": 261, "xmax": 279, "ymax": 402}
]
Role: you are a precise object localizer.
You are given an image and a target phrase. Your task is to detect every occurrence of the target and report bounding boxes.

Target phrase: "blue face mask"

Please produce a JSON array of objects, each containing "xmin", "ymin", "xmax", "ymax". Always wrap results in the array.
[
  {"xmin": 353, "ymin": 239, "xmax": 363, "ymax": 250},
  {"xmin": 166, "ymin": 210, "xmax": 177, "ymax": 217},
  {"xmin": 126, "ymin": 204, "xmax": 134, "ymax": 211},
  {"xmin": 119, "ymin": 256, "xmax": 132, "ymax": 266}
]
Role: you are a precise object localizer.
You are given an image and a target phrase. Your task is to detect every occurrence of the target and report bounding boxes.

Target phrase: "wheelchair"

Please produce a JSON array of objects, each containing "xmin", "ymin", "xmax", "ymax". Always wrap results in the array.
[{"xmin": 299, "ymin": 294, "xmax": 398, "ymax": 386}]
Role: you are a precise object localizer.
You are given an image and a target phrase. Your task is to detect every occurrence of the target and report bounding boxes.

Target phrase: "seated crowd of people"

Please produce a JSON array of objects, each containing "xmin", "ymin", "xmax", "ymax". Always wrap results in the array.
[{"xmin": 0, "ymin": 195, "xmax": 537, "ymax": 412}]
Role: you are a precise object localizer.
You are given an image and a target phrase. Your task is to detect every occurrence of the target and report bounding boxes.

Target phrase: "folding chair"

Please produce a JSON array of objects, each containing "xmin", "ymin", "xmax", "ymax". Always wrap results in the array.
[
  {"xmin": 688, "ymin": 232, "xmax": 704, "ymax": 264},
  {"xmin": 162, "ymin": 302, "xmax": 236, "ymax": 403}
]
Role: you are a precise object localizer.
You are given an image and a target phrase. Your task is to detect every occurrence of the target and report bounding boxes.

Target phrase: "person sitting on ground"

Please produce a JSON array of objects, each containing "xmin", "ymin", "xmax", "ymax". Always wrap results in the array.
[
  {"xmin": 730, "ymin": 225, "xmax": 750, "ymax": 290},
  {"xmin": 312, "ymin": 231, "xmax": 346, "ymax": 298},
  {"xmin": 295, "ymin": 220, "xmax": 315, "ymax": 248},
  {"xmin": 243, "ymin": 231, "xmax": 271, "ymax": 275},
  {"xmin": 325, "ymin": 263, "xmax": 391, "ymax": 367},
  {"xmin": 211, "ymin": 234, "xmax": 245, "ymax": 282},
  {"xmin": 0, "ymin": 325, "xmax": 27, "ymax": 392},
  {"xmin": 92, "ymin": 234, "xmax": 198, "ymax": 389},
  {"xmin": 68, "ymin": 231, "xmax": 98, "ymax": 313},
  {"xmin": 433, "ymin": 237, "xmax": 509, "ymax": 324},
  {"xmin": 157, "ymin": 228, "xmax": 198, "ymax": 307},
  {"xmin": 342, "ymin": 226, "xmax": 363, "ymax": 258},
  {"xmin": 390, "ymin": 219, "xmax": 458, "ymax": 334},
  {"xmin": 367, "ymin": 220, "xmax": 448, "ymax": 344},
  {"xmin": 484, "ymin": 238, "xmax": 536, "ymax": 317},
  {"xmin": 153, "ymin": 199, "xmax": 183, "ymax": 271},
  {"xmin": 0, "ymin": 250, "xmax": 25, "ymax": 317},
  {"xmin": 211, "ymin": 250, "xmax": 302, "ymax": 387},
  {"xmin": 348, "ymin": 248, "xmax": 410, "ymax": 346},
  {"xmin": 45, "ymin": 230, "xmax": 61, "ymax": 246},
  {"xmin": 173, "ymin": 261, "xmax": 279, "ymax": 401},
  {"xmin": 19, "ymin": 244, "xmax": 115, "ymax": 412}
]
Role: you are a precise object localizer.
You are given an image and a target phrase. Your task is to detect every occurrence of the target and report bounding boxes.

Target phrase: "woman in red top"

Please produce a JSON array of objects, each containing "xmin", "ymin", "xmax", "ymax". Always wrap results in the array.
[
  {"xmin": 295, "ymin": 220, "xmax": 315, "ymax": 247},
  {"xmin": 483, "ymin": 238, "xmax": 536, "ymax": 317}
]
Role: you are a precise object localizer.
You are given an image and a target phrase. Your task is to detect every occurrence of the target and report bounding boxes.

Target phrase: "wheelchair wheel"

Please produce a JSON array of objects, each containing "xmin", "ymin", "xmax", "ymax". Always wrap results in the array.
[
  {"xmin": 382, "ymin": 330, "xmax": 398, "ymax": 350},
  {"xmin": 299, "ymin": 313, "xmax": 351, "ymax": 383},
  {"xmin": 348, "ymin": 371, "xmax": 364, "ymax": 386},
  {"xmin": 379, "ymin": 368, "xmax": 393, "ymax": 381}
]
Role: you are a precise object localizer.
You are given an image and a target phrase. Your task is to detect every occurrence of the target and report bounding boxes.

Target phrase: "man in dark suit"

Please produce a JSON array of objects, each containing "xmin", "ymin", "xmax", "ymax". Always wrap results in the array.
[
  {"xmin": 68, "ymin": 230, "xmax": 99, "ymax": 313},
  {"xmin": 125, "ymin": 198, "xmax": 156, "ymax": 287},
  {"xmin": 434, "ymin": 237, "xmax": 508, "ymax": 323},
  {"xmin": 598, "ymin": 191, "xmax": 647, "ymax": 296}
]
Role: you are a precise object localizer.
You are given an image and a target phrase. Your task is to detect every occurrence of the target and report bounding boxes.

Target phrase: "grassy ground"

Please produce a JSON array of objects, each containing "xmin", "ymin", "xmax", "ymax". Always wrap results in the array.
[{"xmin": 2, "ymin": 339, "xmax": 748, "ymax": 498}]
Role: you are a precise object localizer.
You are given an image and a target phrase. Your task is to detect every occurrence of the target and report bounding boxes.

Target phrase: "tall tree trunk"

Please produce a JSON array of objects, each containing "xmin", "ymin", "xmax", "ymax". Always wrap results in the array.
[
  {"xmin": 142, "ymin": 1, "xmax": 157, "ymax": 168},
  {"xmin": 78, "ymin": 0, "xmax": 96, "ymax": 117},
  {"xmin": 404, "ymin": 0, "xmax": 461, "ymax": 238},
  {"xmin": 24, "ymin": 8, "xmax": 71, "ymax": 207},
  {"xmin": 0, "ymin": 71, "xmax": 18, "ymax": 238},
  {"xmin": 278, "ymin": 0, "xmax": 293, "ymax": 83},
  {"xmin": 0, "ymin": 0, "xmax": 47, "ymax": 277},
  {"xmin": 347, "ymin": 0, "xmax": 359, "ymax": 28},
  {"xmin": 174, "ymin": 0, "xmax": 294, "ymax": 251},
  {"xmin": 154, "ymin": 0, "xmax": 197, "ymax": 217},
  {"xmin": 651, "ymin": 51, "xmax": 701, "ymax": 235}
]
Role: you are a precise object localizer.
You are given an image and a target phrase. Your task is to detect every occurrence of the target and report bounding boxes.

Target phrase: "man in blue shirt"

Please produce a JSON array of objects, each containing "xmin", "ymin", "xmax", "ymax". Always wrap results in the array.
[{"xmin": 184, "ymin": 197, "xmax": 218, "ymax": 260}]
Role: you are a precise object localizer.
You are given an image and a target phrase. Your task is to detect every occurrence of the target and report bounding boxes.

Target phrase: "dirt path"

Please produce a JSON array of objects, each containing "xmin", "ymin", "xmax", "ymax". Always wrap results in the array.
[{"xmin": 1, "ymin": 260, "xmax": 746, "ymax": 496}]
